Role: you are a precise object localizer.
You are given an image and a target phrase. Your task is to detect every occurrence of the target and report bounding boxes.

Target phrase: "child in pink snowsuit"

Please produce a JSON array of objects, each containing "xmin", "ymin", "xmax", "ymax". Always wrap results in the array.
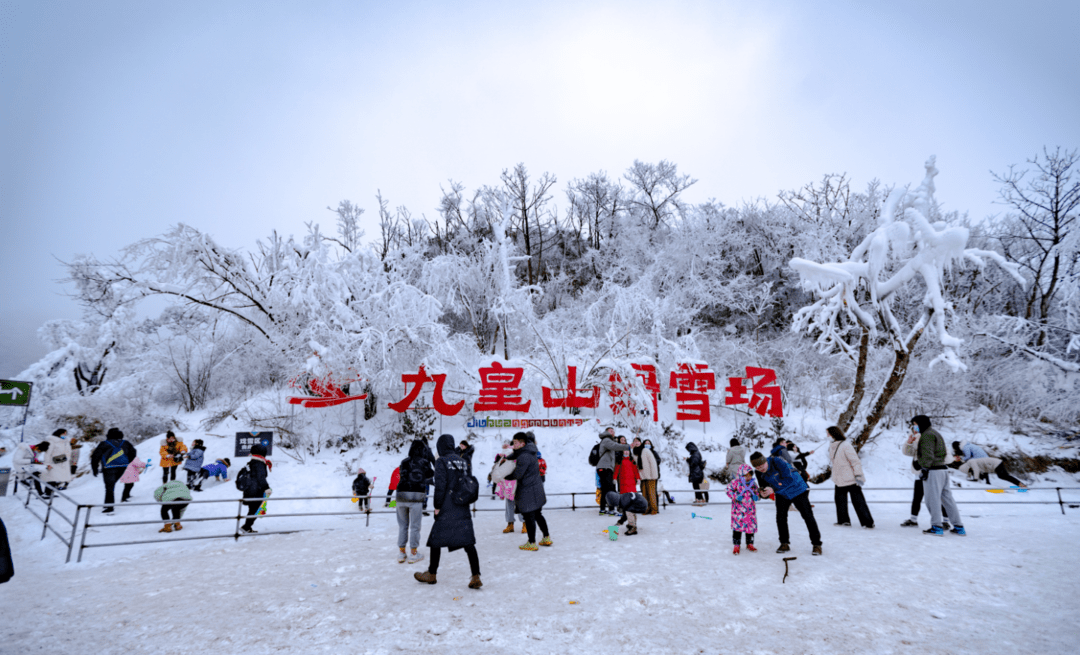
[
  {"xmin": 118, "ymin": 458, "xmax": 147, "ymax": 503},
  {"xmin": 726, "ymin": 464, "xmax": 759, "ymax": 554}
]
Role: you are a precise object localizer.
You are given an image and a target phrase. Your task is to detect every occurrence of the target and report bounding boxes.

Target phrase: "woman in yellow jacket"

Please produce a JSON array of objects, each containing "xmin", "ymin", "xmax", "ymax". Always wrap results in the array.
[{"xmin": 159, "ymin": 431, "xmax": 188, "ymax": 484}]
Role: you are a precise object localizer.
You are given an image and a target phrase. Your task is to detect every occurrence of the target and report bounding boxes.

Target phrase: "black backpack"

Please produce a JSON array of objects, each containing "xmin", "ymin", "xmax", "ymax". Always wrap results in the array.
[
  {"xmin": 235, "ymin": 465, "xmax": 252, "ymax": 493},
  {"xmin": 588, "ymin": 441, "xmax": 602, "ymax": 467},
  {"xmin": 451, "ymin": 473, "xmax": 480, "ymax": 506}
]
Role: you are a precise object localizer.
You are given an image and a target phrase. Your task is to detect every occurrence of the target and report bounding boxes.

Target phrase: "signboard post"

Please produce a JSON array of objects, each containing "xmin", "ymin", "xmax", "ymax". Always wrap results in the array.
[
  {"xmin": 234, "ymin": 432, "xmax": 273, "ymax": 458},
  {"xmin": 0, "ymin": 380, "xmax": 33, "ymax": 442}
]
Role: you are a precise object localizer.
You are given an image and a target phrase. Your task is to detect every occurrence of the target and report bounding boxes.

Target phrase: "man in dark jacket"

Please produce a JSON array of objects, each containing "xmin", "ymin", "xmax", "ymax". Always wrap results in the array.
[
  {"xmin": 240, "ymin": 443, "xmax": 271, "ymax": 534},
  {"xmin": 596, "ymin": 428, "xmax": 630, "ymax": 516},
  {"xmin": 90, "ymin": 428, "xmax": 138, "ymax": 514},
  {"xmin": 912, "ymin": 415, "xmax": 965, "ymax": 536},
  {"xmin": 751, "ymin": 451, "xmax": 822, "ymax": 555},
  {"xmin": 397, "ymin": 440, "xmax": 434, "ymax": 563},
  {"xmin": 685, "ymin": 442, "xmax": 707, "ymax": 504},
  {"xmin": 415, "ymin": 434, "xmax": 482, "ymax": 589},
  {"xmin": 505, "ymin": 432, "xmax": 551, "ymax": 549},
  {"xmin": 605, "ymin": 491, "xmax": 647, "ymax": 535}
]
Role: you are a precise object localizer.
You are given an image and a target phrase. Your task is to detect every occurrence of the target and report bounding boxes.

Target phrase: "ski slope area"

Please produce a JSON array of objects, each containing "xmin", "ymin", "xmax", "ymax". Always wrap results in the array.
[{"xmin": 3, "ymin": 483, "xmax": 1080, "ymax": 654}]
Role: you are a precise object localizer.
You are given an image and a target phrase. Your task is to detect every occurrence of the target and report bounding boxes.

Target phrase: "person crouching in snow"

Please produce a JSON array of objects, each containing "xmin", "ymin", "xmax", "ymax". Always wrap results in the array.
[
  {"xmin": 726, "ymin": 464, "xmax": 759, "ymax": 554},
  {"xmin": 352, "ymin": 468, "xmax": 372, "ymax": 512},
  {"xmin": 192, "ymin": 458, "xmax": 230, "ymax": 492},
  {"xmin": 154, "ymin": 479, "xmax": 192, "ymax": 533},
  {"xmin": 605, "ymin": 491, "xmax": 647, "ymax": 535},
  {"xmin": 183, "ymin": 439, "xmax": 206, "ymax": 489},
  {"xmin": 118, "ymin": 457, "xmax": 147, "ymax": 502}
]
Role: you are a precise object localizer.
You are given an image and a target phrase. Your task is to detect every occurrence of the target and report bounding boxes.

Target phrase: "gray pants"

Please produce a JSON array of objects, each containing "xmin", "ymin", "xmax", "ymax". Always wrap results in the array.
[
  {"xmin": 924, "ymin": 469, "xmax": 962, "ymax": 528},
  {"xmin": 396, "ymin": 502, "xmax": 422, "ymax": 549},
  {"xmin": 504, "ymin": 498, "xmax": 523, "ymax": 524}
]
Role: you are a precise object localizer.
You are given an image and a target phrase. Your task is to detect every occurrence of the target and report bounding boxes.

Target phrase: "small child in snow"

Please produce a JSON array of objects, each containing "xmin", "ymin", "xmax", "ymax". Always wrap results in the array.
[
  {"xmin": 726, "ymin": 464, "xmax": 759, "ymax": 554},
  {"xmin": 118, "ymin": 458, "xmax": 147, "ymax": 502},
  {"xmin": 192, "ymin": 458, "xmax": 231, "ymax": 491},
  {"xmin": 352, "ymin": 468, "xmax": 372, "ymax": 512},
  {"xmin": 183, "ymin": 439, "xmax": 206, "ymax": 489}
]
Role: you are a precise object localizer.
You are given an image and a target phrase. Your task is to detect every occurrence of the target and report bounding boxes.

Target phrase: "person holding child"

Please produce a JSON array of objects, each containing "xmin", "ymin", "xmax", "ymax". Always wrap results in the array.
[
  {"xmin": 726, "ymin": 464, "xmax": 759, "ymax": 554},
  {"xmin": 505, "ymin": 432, "xmax": 551, "ymax": 550}
]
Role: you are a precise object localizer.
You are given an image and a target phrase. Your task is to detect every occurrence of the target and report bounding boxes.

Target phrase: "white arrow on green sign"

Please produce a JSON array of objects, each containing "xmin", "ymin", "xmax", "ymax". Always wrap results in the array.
[{"xmin": 0, "ymin": 380, "xmax": 32, "ymax": 407}]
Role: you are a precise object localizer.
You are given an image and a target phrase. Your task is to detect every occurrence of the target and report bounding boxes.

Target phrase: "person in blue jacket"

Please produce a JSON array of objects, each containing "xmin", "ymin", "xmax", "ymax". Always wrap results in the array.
[
  {"xmin": 951, "ymin": 440, "xmax": 989, "ymax": 464},
  {"xmin": 751, "ymin": 451, "xmax": 822, "ymax": 556},
  {"xmin": 192, "ymin": 458, "xmax": 231, "ymax": 492}
]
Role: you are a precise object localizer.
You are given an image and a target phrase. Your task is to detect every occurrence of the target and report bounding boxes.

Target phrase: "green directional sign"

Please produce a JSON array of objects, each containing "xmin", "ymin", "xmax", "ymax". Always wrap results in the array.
[{"xmin": 0, "ymin": 380, "xmax": 32, "ymax": 407}]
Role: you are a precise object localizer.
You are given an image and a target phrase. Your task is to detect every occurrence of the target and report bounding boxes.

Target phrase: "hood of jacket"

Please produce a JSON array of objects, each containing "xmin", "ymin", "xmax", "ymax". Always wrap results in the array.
[
  {"xmin": 436, "ymin": 433, "xmax": 457, "ymax": 457},
  {"xmin": 408, "ymin": 439, "xmax": 428, "ymax": 459},
  {"xmin": 686, "ymin": 442, "xmax": 699, "ymax": 454}
]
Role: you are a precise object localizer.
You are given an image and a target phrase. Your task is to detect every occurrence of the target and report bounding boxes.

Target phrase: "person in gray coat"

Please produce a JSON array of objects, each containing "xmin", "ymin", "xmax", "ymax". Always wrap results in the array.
[
  {"xmin": 505, "ymin": 432, "xmax": 551, "ymax": 550},
  {"xmin": 415, "ymin": 434, "xmax": 482, "ymax": 589},
  {"xmin": 596, "ymin": 429, "xmax": 631, "ymax": 516}
]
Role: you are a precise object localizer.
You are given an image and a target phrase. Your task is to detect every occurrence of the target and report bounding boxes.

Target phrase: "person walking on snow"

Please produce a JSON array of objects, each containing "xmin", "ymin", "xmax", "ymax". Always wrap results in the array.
[
  {"xmin": 182, "ymin": 439, "xmax": 206, "ymax": 489},
  {"xmin": 239, "ymin": 444, "xmax": 271, "ymax": 534},
  {"xmin": 505, "ymin": 432, "xmax": 551, "ymax": 550},
  {"xmin": 900, "ymin": 427, "xmax": 952, "ymax": 529},
  {"xmin": 751, "ymin": 450, "xmax": 822, "ymax": 556},
  {"xmin": 827, "ymin": 426, "xmax": 875, "ymax": 529},
  {"xmin": 911, "ymin": 415, "xmax": 965, "ymax": 537},
  {"xmin": 41, "ymin": 429, "xmax": 73, "ymax": 495},
  {"xmin": 352, "ymin": 468, "xmax": 372, "ymax": 512},
  {"xmin": 726, "ymin": 464, "xmax": 759, "ymax": 554},
  {"xmin": 685, "ymin": 442, "xmax": 708, "ymax": 504},
  {"xmin": 14, "ymin": 441, "xmax": 49, "ymax": 497},
  {"xmin": 414, "ymin": 434, "xmax": 482, "ymax": 589},
  {"xmin": 90, "ymin": 428, "xmax": 138, "ymax": 514},
  {"xmin": 396, "ymin": 440, "xmax": 434, "ymax": 563}
]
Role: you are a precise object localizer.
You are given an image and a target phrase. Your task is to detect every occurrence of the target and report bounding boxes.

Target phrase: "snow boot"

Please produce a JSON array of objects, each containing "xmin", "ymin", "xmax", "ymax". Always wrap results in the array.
[
  {"xmin": 812, "ymin": 545, "xmax": 822, "ymax": 556},
  {"xmin": 173, "ymin": 523, "xmax": 183, "ymax": 531},
  {"xmin": 625, "ymin": 526, "xmax": 638, "ymax": 536},
  {"xmin": 502, "ymin": 523, "xmax": 515, "ymax": 534},
  {"xmin": 521, "ymin": 524, "xmax": 527, "ymax": 533},
  {"xmin": 397, "ymin": 548, "xmax": 407, "ymax": 563},
  {"xmin": 158, "ymin": 523, "xmax": 173, "ymax": 533},
  {"xmin": 414, "ymin": 571, "xmax": 436, "ymax": 584},
  {"xmin": 192, "ymin": 485, "xmax": 202, "ymax": 492},
  {"xmin": 950, "ymin": 526, "xmax": 967, "ymax": 536},
  {"xmin": 539, "ymin": 536, "xmax": 553, "ymax": 547},
  {"xmin": 900, "ymin": 519, "xmax": 918, "ymax": 527},
  {"xmin": 519, "ymin": 541, "xmax": 539, "ymax": 551},
  {"xmin": 733, "ymin": 545, "xmax": 740, "ymax": 555},
  {"xmin": 776, "ymin": 543, "xmax": 790, "ymax": 554},
  {"xmin": 240, "ymin": 526, "xmax": 257, "ymax": 534},
  {"xmin": 833, "ymin": 522, "xmax": 851, "ymax": 527},
  {"xmin": 407, "ymin": 549, "xmax": 425, "ymax": 564},
  {"xmin": 468, "ymin": 575, "xmax": 483, "ymax": 589},
  {"xmin": 746, "ymin": 544, "xmax": 757, "ymax": 552},
  {"xmin": 923, "ymin": 525, "xmax": 945, "ymax": 537}
]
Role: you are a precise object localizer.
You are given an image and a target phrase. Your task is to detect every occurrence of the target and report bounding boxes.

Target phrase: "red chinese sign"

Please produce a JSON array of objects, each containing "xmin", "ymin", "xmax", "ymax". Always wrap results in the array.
[
  {"xmin": 725, "ymin": 366, "xmax": 783, "ymax": 417},
  {"xmin": 473, "ymin": 362, "xmax": 531, "ymax": 413},
  {"xmin": 543, "ymin": 366, "xmax": 600, "ymax": 409},
  {"xmin": 288, "ymin": 377, "xmax": 367, "ymax": 408},
  {"xmin": 386, "ymin": 365, "xmax": 464, "ymax": 416},
  {"xmin": 669, "ymin": 363, "xmax": 716, "ymax": 422}
]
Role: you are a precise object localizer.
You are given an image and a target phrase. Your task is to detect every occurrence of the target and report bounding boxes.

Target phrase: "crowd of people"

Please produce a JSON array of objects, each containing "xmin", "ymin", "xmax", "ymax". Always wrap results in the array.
[{"xmin": 9, "ymin": 413, "xmax": 1027, "ymax": 590}]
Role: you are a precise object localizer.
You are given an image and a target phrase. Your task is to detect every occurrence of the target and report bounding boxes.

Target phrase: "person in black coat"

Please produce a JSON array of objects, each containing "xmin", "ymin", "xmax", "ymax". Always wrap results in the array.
[
  {"xmin": 685, "ymin": 442, "xmax": 707, "ymax": 504},
  {"xmin": 0, "ymin": 516, "xmax": 13, "ymax": 584},
  {"xmin": 457, "ymin": 440, "xmax": 475, "ymax": 475},
  {"xmin": 415, "ymin": 434, "xmax": 482, "ymax": 589},
  {"xmin": 352, "ymin": 468, "xmax": 372, "ymax": 512},
  {"xmin": 90, "ymin": 428, "xmax": 138, "ymax": 514},
  {"xmin": 240, "ymin": 443, "xmax": 271, "ymax": 534},
  {"xmin": 505, "ymin": 432, "xmax": 551, "ymax": 549},
  {"xmin": 396, "ymin": 440, "xmax": 434, "ymax": 563},
  {"xmin": 605, "ymin": 491, "xmax": 648, "ymax": 535}
]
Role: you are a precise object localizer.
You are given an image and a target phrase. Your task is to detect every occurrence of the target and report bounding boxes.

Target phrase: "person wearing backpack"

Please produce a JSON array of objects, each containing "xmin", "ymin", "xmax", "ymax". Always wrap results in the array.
[
  {"xmin": 90, "ymin": 428, "xmax": 138, "ymax": 514},
  {"xmin": 595, "ymin": 427, "xmax": 630, "ymax": 516},
  {"xmin": 239, "ymin": 444, "xmax": 271, "ymax": 534},
  {"xmin": 505, "ymin": 432, "xmax": 551, "ymax": 550},
  {"xmin": 396, "ymin": 440, "xmax": 435, "ymax": 563},
  {"xmin": 414, "ymin": 434, "xmax": 482, "ymax": 589}
]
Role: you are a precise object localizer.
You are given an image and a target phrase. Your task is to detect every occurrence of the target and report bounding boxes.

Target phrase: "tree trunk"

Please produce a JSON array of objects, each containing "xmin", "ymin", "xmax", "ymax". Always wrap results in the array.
[
  {"xmin": 851, "ymin": 312, "xmax": 930, "ymax": 453},
  {"xmin": 837, "ymin": 326, "xmax": 870, "ymax": 432}
]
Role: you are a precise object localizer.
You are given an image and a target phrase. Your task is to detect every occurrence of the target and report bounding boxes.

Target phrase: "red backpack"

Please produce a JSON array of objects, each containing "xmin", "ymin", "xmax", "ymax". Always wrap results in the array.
[{"xmin": 538, "ymin": 457, "xmax": 548, "ymax": 477}]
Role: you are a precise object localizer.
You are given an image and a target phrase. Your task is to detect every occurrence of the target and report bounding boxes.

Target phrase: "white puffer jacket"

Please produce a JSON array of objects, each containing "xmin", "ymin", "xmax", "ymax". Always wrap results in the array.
[
  {"xmin": 40, "ymin": 436, "xmax": 73, "ymax": 484},
  {"xmin": 829, "ymin": 439, "xmax": 866, "ymax": 487}
]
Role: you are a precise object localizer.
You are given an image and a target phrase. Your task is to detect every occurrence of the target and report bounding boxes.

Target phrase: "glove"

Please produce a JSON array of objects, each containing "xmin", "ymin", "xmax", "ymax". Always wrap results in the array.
[
  {"xmin": 855, "ymin": 477, "xmax": 865, "ymax": 487},
  {"xmin": 919, "ymin": 469, "xmax": 929, "ymax": 482}
]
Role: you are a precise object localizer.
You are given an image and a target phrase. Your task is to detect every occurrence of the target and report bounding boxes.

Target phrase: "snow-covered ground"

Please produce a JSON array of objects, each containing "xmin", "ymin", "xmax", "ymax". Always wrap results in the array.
[{"xmin": 3, "ymin": 413, "xmax": 1080, "ymax": 654}]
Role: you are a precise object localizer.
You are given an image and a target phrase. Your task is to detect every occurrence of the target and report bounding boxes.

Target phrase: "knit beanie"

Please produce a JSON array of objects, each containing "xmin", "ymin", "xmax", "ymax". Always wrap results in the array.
[{"xmin": 750, "ymin": 452, "xmax": 767, "ymax": 468}]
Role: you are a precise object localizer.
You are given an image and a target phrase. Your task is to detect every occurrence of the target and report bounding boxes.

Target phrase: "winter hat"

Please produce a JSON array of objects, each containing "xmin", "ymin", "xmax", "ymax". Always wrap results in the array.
[
  {"xmin": 750, "ymin": 452, "xmax": 767, "ymax": 468},
  {"xmin": 222, "ymin": 458, "xmax": 231, "ymax": 467},
  {"xmin": 106, "ymin": 427, "xmax": 124, "ymax": 441},
  {"xmin": 357, "ymin": 468, "xmax": 366, "ymax": 475},
  {"xmin": 910, "ymin": 415, "xmax": 932, "ymax": 433}
]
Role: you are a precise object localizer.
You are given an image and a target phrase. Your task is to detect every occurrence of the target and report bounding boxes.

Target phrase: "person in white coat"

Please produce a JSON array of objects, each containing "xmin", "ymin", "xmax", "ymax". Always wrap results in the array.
[
  {"xmin": 40, "ymin": 429, "xmax": 74, "ymax": 494},
  {"xmin": 14, "ymin": 441, "xmax": 50, "ymax": 496},
  {"xmin": 826, "ymin": 426, "xmax": 874, "ymax": 529}
]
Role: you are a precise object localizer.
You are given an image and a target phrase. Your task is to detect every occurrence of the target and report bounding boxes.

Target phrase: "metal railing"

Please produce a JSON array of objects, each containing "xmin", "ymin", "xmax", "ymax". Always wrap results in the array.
[{"xmin": 10, "ymin": 479, "xmax": 1079, "ymax": 564}]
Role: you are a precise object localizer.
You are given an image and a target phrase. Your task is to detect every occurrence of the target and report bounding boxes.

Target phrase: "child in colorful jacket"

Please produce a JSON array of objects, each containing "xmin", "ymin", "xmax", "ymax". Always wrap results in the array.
[
  {"xmin": 118, "ymin": 458, "xmax": 148, "ymax": 502},
  {"xmin": 726, "ymin": 464, "xmax": 759, "ymax": 554},
  {"xmin": 192, "ymin": 458, "xmax": 230, "ymax": 492},
  {"xmin": 182, "ymin": 439, "xmax": 206, "ymax": 488}
]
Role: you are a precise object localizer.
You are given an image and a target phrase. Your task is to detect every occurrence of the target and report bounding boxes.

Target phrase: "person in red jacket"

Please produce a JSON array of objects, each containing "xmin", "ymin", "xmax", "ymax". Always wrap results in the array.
[
  {"xmin": 386, "ymin": 466, "xmax": 400, "ymax": 507},
  {"xmin": 615, "ymin": 445, "xmax": 640, "ymax": 493}
]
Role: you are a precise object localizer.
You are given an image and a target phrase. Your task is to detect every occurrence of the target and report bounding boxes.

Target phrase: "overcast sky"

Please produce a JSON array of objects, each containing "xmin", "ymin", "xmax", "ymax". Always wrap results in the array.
[{"xmin": 2, "ymin": 0, "xmax": 1078, "ymax": 377}]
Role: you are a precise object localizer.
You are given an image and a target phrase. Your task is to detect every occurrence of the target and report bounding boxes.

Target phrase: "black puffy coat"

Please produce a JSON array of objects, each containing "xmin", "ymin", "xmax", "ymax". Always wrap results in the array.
[
  {"xmin": 605, "ymin": 491, "xmax": 648, "ymax": 514},
  {"xmin": 686, "ymin": 442, "xmax": 705, "ymax": 484},
  {"xmin": 243, "ymin": 457, "xmax": 271, "ymax": 499},
  {"xmin": 458, "ymin": 443, "xmax": 475, "ymax": 475},
  {"xmin": 397, "ymin": 440, "xmax": 435, "ymax": 494},
  {"xmin": 506, "ymin": 442, "xmax": 546, "ymax": 514},
  {"xmin": 425, "ymin": 434, "xmax": 476, "ymax": 551}
]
